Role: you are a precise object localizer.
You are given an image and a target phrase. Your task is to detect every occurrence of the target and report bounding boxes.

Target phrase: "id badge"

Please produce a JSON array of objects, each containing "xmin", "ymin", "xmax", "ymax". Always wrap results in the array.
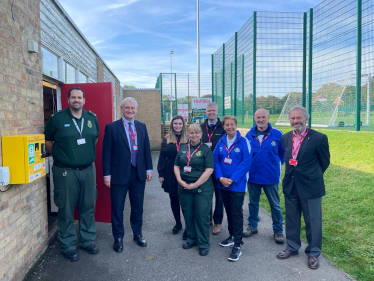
[
  {"xmin": 133, "ymin": 145, "xmax": 138, "ymax": 151},
  {"xmin": 184, "ymin": 166, "xmax": 192, "ymax": 173},
  {"xmin": 289, "ymin": 158, "xmax": 298, "ymax": 166},
  {"xmin": 205, "ymin": 142, "xmax": 212, "ymax": 148},
  {"xmin": 77, "ymin": 138, "xmax": 86, "ymax": 145},
  {"xmin": 224, "ymin": 157, "xmax": 232, "ymax": 164}
]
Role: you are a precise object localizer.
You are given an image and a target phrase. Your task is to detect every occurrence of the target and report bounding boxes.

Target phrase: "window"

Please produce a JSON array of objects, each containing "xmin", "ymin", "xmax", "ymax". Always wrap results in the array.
[
  {"xmin": 41, "ymin": 47, "xmax": 58, "ymax": 79},
  {"xmin": 65, "ymin": 63, "xmax": 75, "ymax": 83},
  {"xmin": 79, "ymin": 72, "xmax": 87, "ymax": 83}
]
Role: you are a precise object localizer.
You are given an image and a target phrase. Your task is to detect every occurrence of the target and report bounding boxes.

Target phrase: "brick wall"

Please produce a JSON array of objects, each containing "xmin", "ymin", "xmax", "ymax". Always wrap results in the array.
[
  {"xmin": 123, "ymin": 89, "xmax": 161, "ymax": 150},
  {"xmin": 96, "ymin": 57, "xmax": 104, "ymax": 82},
  {"xmin": 0, "ymin": 1, "xmax": 49, "ymax": 281},
  {"xmin": 115, "ymin": 80, "xmax": 121, "ymax": 120}
]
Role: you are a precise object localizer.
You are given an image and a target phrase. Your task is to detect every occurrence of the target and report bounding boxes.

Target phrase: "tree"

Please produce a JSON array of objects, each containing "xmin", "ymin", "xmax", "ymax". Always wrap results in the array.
[{"xmin": 123, "ymin": 85, "xmax": 136, "ymax": 89}]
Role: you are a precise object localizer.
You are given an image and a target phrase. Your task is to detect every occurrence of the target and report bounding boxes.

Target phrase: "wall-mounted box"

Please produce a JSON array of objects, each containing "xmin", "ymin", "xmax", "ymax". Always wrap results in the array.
[{"xmin": 2, "ymin": 134, "xmax": 46, "ymax": 184}]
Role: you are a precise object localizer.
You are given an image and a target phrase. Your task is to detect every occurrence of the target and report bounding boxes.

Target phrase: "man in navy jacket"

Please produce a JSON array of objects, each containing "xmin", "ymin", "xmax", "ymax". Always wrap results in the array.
[
  {"xmin": 244, "ymin": 109, "xmax": 285, "ymax": 244},
  {"xmin": 102, "ymin": 97, "xmax": 153, "ymax": 253}
]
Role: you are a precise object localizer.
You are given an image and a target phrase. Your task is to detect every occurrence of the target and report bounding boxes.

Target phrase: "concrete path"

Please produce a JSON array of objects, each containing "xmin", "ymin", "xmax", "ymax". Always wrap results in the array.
[{"xmin": 25, "ymin": 152, "xmax": 354, "ymax": 281}]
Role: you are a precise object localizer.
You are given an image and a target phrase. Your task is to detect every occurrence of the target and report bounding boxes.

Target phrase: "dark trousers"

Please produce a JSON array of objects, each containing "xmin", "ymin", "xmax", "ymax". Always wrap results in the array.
[
  {"xmin": 110, "ymin": 166, "xmax": 146, "ymax": 239},
  {"xmin": 169, "ymin": 194, "xmax": 182, "ymax": 225},
  {"xmin": 220, "ymin": 189, "xmax": 245, "ymax": 246},
  {"xmin": 210, "ymin": 175, "xmax": 224, "ymax": 224},
  {"xmin": 53, "ymin": 164, "xmax": 97, "ymax": 253},
  {"xmin": 285, "ymin": 184, "xmax": 322, "ymax": 257}
]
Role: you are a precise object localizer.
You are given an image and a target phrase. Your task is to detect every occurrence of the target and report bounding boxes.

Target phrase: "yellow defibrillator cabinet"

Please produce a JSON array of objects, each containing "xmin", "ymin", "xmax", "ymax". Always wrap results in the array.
[{"xmin": 2, "ymin": 134, "xmax": 46, "ymax": 184}]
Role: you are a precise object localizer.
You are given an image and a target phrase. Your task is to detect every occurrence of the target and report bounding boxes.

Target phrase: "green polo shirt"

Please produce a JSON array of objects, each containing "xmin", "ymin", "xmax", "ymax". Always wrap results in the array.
[
  {"xmin": 44, "ymin": 108, "xmax": 99, "ymax": 168},
  {"xmin": 175, "ymin": 141, "xmax": 214, "ymax": 182}
]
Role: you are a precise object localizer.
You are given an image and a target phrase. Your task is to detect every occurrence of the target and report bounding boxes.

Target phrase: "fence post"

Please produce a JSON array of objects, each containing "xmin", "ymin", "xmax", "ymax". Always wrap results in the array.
[
  {"xmin": 308, "ymin": 8, "xmax": 313, "ymax": 128},
  {"xmin": 355, "ymin": 0, "xmax": 362, "ymax": 131},
  {"xmin": 242, "ymin": 54, "xmax": 245, "ymax": 125},
  {"xmin": 174, "ymin": 73, "xmax": 177, "ymax": 116},
  {"xmin": 222, "ymin": 43, "xmax": 225, "ymax": 116},
  {"xmin": 303, "ymin": 12, "xmax": 307, "ymax": 107},
  {"xmin": 211, "ymin": 54, "xmax": 214, "ymax": 101},
  {"xmin": 234, "ymin": 32, "xmax": 238, "ymax": 116},
  {"xmin": 253, "ymin": 11, "xmax": 257, "ymax": 126}
]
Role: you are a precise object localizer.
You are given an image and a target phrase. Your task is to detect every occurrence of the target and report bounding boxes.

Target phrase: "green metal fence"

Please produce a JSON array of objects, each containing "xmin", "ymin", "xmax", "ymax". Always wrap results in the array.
[
  {"xmin": 155, "ymin": 73, "xmax": 212, "ymax": 124},
  {"xmin": 212, "ymin": 0, "xmax": 374, "ymax": 131}
]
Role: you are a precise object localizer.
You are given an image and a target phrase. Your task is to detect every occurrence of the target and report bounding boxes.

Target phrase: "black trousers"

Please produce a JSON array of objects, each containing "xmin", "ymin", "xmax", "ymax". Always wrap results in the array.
[
  {"xmin": 169, "ymin": 194, "xmax": 181, "ymax": 225},
  {"xmin": 220, "ymin": 189, "xmax": 245, "ymax": 246},
  {"xmin": 285, "ymin": 184, "xmax": 322, "ymax": 257},
  {"xmin": 110, "ymin": 166, "xmax": 146, "ymax": 239},
  {"xmin": 210, "ymin": 175, "xmax": 224, "ymax": 224}
]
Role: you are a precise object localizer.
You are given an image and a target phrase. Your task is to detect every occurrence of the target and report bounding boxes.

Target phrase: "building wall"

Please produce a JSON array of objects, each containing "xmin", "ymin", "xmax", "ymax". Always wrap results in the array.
[
  {"xmin": 123, "ymin": 90, "xmax": 162, "ymax": 150},
  {"xmin": 0, "ymin": 1, "xmax": 49, "ymax": 281}
]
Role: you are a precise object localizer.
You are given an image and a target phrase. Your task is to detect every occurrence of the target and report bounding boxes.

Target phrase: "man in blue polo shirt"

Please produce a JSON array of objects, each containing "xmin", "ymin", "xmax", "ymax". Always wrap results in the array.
[{"xmin": 243, "ymin": 109, "xmax": 285, "ymax": 244}]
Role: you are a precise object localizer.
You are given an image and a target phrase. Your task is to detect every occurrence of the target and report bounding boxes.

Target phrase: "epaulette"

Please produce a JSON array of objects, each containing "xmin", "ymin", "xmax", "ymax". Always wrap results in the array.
[
  {"xmin": 50, "ymin": 110, "xmax": 62, "ymax": 117},
  {"xmin": 88, "ymin": 110, "xmax": 97, "ymax": 117}
]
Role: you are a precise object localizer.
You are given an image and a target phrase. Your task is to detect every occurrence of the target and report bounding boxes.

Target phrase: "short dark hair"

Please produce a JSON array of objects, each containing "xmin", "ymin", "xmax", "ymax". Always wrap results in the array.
[{"xmin": 68, "ymin": 87, "xmax": 85, "ymax": 98}]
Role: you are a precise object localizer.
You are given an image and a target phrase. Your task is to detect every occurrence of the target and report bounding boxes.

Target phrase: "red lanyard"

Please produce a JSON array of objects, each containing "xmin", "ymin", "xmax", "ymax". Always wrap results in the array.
[
  {"xmin": 176, "ymin": 139, "xmax": 181, "ymax": 152},
  {"xmin": 223, "ymin": 138, "xmax": 240, "ymax": 158},
  {"xmin": 122, "ymin": 118, "xmax": 137, "ymax": 144},
  {"xmin": 206, "ymin": 124, "xmax": 218, "ymax": 142},
  {"xmin": 256, "ymin": 133, "xmax": 270, "ymax": 147},
  {"xmin": 187, "ymin": 141, "xmax": 202, "ymax": 166},
  {"xmin": 292, "ymin": 128, "xmax": 309, "ymax": 159}
]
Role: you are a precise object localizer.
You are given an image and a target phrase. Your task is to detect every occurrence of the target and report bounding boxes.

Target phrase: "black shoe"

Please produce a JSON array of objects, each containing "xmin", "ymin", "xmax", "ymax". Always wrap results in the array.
[
  {"xmin": 199, "ymin": 248, "xmax": 209, "ymax": 256},
  {"xmin": 172, "ymin": 224, "xmax": 182, "ymax": 235},
  {"xmin": 228, "ymin": 246, "xmax": 242, "ymax": 262},
  {"xmin": 133, "ymin": 235, "xmax": 147, "ymax": 247},
  {"xmin": 63, "ymin": 250, "xmax": 79, "ymax": 262},
  {"xmin": 113, "ymin": 238, "xmax": 123, "ymax": 253},
  {"xmin": 220, "ymin": 236, "xmax": 235, "ymax": 247},
  {"xmin": 182, "ymin": 229, "xmax": 187, "ymax": 240},
  {"xmin": 182, "ymin": 241, "xmax": 196, "ymax": 249},
  {"xmin": 81, "ymin": 243, "xmax": 99, "ymax": 255}
]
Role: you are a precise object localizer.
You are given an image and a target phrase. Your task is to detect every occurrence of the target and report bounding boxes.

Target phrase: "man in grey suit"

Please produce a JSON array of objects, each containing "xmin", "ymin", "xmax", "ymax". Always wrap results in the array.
[{"xmin": 276, "ymin": 106, "xmax": 330, "ymax": 270}]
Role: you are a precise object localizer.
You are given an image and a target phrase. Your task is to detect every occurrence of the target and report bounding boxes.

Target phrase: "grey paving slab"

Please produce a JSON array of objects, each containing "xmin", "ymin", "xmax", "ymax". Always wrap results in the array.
[{"xmin": 25, "ymin": 152, "xmax": 354, "ymax": 281}]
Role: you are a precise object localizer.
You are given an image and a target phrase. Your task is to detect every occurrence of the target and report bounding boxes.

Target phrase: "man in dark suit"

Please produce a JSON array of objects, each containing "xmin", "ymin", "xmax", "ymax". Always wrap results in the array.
[
  {"xmin": 102, "ymin": 97, "xmax": 153, "ymax": 253},
  {"xmin": 276, "ymin": 106, "xmax": 330, "ymax": 270}
]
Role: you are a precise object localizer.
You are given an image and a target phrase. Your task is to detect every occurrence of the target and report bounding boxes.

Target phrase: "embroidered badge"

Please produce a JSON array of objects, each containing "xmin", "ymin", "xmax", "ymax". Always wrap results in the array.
[
  {"xmin": 182, "ymin": 151, "xmax": 187, "ymax": 154},
  {"xmin": 271, "ymin": 140, "xmax": 277, "ymax": 146},
  {"xmin": 219, "ymin": 147, "xmax": 223, "ymax": 151},
  {"xmin": 234, "ymin": 147, "xmax": 240, "ymax": 152},
  {"xmin": 196, "ymin": 151, "xmax": 202, "ymax": 157},
  {"xmin": 87, "ymin": 120, "xmax": 92, "ymax": 128},
  {"xmin": 64, "ymin": 124, "xmax": 70, "ymax": 127}
]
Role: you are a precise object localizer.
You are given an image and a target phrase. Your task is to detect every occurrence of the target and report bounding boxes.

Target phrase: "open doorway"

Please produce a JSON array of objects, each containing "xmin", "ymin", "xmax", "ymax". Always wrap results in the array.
[{"xmin": 43, "ymin": 81, "xmax": 58, "ymax": 230}]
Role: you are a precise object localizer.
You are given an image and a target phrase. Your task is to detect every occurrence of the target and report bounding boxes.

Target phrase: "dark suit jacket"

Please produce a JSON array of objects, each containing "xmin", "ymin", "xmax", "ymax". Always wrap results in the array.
[
  {"xmin": 281, "ymin": 128, "xmax": 330, "ymax": 199},
  {"xmin": 102, "ymin": 119, "xmax": 153, "ymax": 185}
]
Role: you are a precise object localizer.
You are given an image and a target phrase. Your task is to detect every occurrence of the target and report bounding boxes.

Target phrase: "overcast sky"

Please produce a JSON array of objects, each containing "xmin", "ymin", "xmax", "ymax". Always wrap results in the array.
[{"xmin": 58, "ymin": 0, "xmax": 321, "ymax": 88}]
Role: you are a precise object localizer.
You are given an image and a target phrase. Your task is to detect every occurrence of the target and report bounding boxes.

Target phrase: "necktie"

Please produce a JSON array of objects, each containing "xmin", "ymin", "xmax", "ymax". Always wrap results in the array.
[{"xmin": 128, "ymin": 122, "xmax": 137, "ymax": 167}]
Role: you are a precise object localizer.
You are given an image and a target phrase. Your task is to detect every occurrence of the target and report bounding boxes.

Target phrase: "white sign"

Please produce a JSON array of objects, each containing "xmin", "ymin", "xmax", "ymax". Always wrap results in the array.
[
  {"xmin": 178, "ymin": 104, "xmax": 189, "ymax": 118},
  {"xmin": 191, "ymin": 98, "xmax": 212, "ymax": 109},
  {"xmin": 225, "ymin": 96, "xmax": 231, "ymax": 109}
]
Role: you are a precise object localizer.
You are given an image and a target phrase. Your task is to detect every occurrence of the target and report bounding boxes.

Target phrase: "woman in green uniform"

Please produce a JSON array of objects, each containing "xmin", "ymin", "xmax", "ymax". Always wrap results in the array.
[{"xmin": 174, "ymin": 124, "xmax": 214, "ymax": 256}]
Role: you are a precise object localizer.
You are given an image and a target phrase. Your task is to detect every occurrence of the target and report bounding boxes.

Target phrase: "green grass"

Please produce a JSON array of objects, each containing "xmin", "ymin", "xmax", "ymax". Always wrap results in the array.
[{"xmin": 238, "ymin": 128, "xmax": 374, "ymax": 281}]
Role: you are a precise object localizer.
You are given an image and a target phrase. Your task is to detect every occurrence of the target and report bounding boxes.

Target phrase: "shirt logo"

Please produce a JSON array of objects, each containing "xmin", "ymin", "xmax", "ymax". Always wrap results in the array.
[
  {"xmin": 196, "ymin": 151, "xmax": 201, "ymax": 157},
  {"xmin": 219, "ymin": 147, "xmax": 223, "ymax": 151},
  {"xmin": 271, "ymin": 141, "xmax": 277, "ymax": 146},
  {"xmin": 64, "ymin": 124, "xmax": 70, "ymax": 127},
  {"xmin": 234, "ymin": 147, "xmax": 240, "ymax": 153},
  {"xmin": 182, "ymin": 151, "xmax": 187, "ymax": 154},
  {"xmin": 87, "ymin": 120, "xmax": 92, "ymax": 128}
]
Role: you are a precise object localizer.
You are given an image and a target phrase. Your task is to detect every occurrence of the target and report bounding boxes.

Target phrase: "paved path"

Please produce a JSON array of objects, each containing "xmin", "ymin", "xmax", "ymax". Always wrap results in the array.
[{"xmin": 26, "ymin": 152, "xmax": 354, "ymax": 281}]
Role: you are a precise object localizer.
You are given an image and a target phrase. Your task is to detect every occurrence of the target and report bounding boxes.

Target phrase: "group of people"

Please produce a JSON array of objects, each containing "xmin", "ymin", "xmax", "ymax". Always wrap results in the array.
[
  {"xmin": 157, "ymin": 102, "xmax": 330, "ymax": 267},
  {"xmin": 45, "ymin": 87, "xmax": 330, "ymax": 269}
]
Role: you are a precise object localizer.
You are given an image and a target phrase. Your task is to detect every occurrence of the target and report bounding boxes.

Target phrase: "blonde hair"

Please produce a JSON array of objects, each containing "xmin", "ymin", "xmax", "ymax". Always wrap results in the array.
[
  {"xmin": 222, "ymin": 115, "xmax": 237, "ymax": 125},
  {"xmin": 166, "ymin": 115, "xmax": 188, "ymax": 144},
  {"xmin": 188, "ymin": 123, "xmax": 202, "ymax": 134}
]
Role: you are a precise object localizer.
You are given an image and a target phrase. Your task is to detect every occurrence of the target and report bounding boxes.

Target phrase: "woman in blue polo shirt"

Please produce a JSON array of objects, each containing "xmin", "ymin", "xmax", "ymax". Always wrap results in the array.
[{"xmin": 213, "ymin": 115, "xmax": 252, "ymax": 262}]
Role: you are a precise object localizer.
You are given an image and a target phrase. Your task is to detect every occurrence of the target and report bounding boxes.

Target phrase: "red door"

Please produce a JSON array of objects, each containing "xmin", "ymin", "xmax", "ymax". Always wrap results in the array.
[{"xmin": 61, "ymin": 82, "xmax": 113, "ymax": 223}]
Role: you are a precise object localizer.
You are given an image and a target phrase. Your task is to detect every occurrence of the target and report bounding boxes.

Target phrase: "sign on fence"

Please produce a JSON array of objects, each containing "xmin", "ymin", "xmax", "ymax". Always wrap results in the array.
[
  {"xmin": 191, "ymin": 98, "xmax": 212, "ymax": 109},
  {"xmin": 178, "ymin": 104, "xmax": 189, "ymax": 118}
]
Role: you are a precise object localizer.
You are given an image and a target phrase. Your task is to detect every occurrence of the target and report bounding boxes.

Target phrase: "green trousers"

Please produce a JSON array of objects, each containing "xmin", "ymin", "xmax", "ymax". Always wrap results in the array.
[
  {"xmin": 179, "ymin": 181, "xmax": 213, "ymax": 249},
  {"xmin": 53, "ymin": 164, "xmax": 97, "ymax": 253}
]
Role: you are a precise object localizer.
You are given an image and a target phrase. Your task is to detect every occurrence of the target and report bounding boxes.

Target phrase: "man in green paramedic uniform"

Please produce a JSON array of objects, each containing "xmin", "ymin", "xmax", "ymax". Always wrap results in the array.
[{"xmin": 45, "ymin": 87, "xmax": 99, "ymax": 262}]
